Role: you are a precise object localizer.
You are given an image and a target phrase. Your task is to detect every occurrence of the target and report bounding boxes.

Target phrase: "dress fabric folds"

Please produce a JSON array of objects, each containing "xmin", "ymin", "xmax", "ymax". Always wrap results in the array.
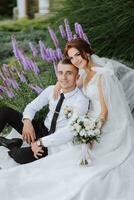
[{"xmin": 0, "ymin": 57, "xmax": 134, "ymax": 200}]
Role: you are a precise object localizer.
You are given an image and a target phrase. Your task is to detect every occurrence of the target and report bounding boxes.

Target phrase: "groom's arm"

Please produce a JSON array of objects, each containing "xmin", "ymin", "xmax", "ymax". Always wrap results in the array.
[
  {"xmin": 39, "ymin": 98, "xmax": 89, "ymax": 147},
  {"xmin": 22, "ymin": 86, "xmax": 53, "ymax": 143},
  {"xmin": 23, "ymin": 86, "xmax": 53, "ymax": 121}
]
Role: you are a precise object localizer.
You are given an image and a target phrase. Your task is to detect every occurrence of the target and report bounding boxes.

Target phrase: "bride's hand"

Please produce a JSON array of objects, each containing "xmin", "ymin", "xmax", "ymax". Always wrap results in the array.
[{"xmin": 53, "ymin": 81, "xmax": 61, "ymax": 100}]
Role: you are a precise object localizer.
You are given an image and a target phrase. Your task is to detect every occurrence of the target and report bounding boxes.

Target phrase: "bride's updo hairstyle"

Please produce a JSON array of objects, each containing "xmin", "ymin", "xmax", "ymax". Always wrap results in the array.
[{"xmin": 64, "ymin": 38, "xmax": 95, "ymax": 63}]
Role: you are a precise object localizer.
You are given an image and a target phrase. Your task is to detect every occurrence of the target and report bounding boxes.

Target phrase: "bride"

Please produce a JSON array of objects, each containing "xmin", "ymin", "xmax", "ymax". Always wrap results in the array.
[{"xmin": 0, "ymin": 38, "xmax": 134, "ymax": 200}]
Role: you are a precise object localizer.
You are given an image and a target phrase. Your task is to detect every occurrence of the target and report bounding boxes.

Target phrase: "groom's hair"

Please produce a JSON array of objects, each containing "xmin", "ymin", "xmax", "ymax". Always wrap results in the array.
[
  {"xmin": 58, "ymin": 58, "xmax": 79, "ymax": 73},
  {"xmin": 59, "ymin": 58, "xmax": 72, "ymax": 65}
]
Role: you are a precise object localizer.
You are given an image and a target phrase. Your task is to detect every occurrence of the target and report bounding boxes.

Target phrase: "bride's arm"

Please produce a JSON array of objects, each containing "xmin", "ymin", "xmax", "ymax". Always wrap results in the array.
[
  {"xmin": 53, "ymin": 81, "xmax": 61, "ymax": 99},
  {"xmin": 97, "ymin": 76, "xmax": 108, "ymax": 126},
  {"xmin": 76, "ymin": 76, "xmax": 83, "ymax": 88}
]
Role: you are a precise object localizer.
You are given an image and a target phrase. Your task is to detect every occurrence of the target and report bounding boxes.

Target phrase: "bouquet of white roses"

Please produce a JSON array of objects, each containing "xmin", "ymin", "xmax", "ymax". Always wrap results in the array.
[{"xmin": 71, "ymin": 113, "xmax": 102, "ymax": 165}]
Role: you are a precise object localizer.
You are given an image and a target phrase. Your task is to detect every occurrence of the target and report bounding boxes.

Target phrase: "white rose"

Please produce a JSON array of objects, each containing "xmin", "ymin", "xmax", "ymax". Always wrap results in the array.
[
  {"xmin": 77, "ymin": 118, "xmax": 81, "ymax": 123},
  {"xmin": 83, "ymin": 118, "xmax": 90, "ymax": 127},
  {"xmin": 75, "ymin": 125, "xmax": 81, "ymax": 133},
  {"xmin": 85, "ymin": 126, "xmax": 90, "ymax": 131},
  {"xmin": 83, "ymin": 132, "xmax": 88, "ymax": 137},
  {"xmin": 73, "ymin": 123, "xmax": 79, "ymax": 130},
  {"xmin": 88, "ymin": 130, "xmax": 95, "ymax": 136},
  {"xmin": 71, "ymin": 112, "xmax": 79, "ymax": 121},
  {"xmin": 89, "ymin": 121, "xmax": 95, "ymax": 129},
  {"xmin": 94, "ymin": 128, "xmax": 101, "ymax": 135},
  {"xmin": 79, "ymin": 129, "xmax": 86, "ymax": 136},
  {"xmin": 73, "ymin": 131, "xmax": 78, "ymax": 136}
]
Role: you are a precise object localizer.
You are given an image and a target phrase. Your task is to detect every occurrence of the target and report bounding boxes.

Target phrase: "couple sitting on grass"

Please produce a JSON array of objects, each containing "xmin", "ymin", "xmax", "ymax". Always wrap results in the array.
[{"xmin": 0, "ymin": 38, "xmax": 134, "ymax": 200}]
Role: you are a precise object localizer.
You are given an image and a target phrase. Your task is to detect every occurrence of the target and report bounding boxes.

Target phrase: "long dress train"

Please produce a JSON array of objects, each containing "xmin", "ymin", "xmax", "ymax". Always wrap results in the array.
[{"xmin": 0, "ymin": 64, "xmax": 134, "ymax": 200}]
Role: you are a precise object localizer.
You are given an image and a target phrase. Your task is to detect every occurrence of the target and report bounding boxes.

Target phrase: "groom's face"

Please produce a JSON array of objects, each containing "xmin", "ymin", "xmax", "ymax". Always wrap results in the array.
[{"xmin": 57, "ymin": 63, "xmax": 79, "ymax": 92}]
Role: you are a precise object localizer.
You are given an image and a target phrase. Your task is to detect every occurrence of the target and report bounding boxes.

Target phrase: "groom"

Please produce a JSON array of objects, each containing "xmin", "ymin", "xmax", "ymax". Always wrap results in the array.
[{"xmin": 0, "ymin": 58, "xmax": 89, "ymax": 164}]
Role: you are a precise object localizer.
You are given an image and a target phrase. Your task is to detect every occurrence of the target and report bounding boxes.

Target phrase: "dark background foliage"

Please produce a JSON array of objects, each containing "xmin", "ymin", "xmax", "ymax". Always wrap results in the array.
[{"xmin": 0, "ymin": 0, "xmax": 16, "ymax": 17}]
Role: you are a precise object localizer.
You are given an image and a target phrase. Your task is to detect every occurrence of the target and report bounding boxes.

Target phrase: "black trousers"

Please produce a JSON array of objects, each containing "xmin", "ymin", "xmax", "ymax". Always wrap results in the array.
[{"xmin": 0, "ymin": 106, "xmax": 48, "ymax": 164}]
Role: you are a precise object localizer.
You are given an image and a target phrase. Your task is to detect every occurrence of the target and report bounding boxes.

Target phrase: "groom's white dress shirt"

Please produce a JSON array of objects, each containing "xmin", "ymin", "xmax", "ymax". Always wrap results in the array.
[{"xmin": 23, "ymin": 86, "xmax": 89, "ymax": 147}]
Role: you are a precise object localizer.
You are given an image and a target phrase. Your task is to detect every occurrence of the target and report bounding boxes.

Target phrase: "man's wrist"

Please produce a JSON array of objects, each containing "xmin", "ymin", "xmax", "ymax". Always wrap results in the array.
[{"xmin": 36, "ymin": 138, "xmax": 43, "ymax": 146}]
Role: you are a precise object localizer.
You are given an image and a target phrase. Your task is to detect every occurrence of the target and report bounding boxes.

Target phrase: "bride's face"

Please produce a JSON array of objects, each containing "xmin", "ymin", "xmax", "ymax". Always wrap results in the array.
[{"xmin": 67, "ymin": 47, "xmax": 88, "ymax": 70}]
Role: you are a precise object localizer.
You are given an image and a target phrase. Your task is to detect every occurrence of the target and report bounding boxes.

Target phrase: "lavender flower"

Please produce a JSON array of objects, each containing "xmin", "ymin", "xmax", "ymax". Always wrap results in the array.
[
  {"xmin": 64, "ymin": 18, "xmax": 73, "ymax": 41},
  {"xmin": 74, "ymin": 23, "xmax": 79, "ymax": 35},
  {"xmin": 0, "ymin": 85, "xmax": 15, "ymax": 98},
  {"xmin": 39, "ymin": 40, "xmax": 47, "ymax": 61},
  {"xmin": 46, "ymin": 48, "xmax": 53, "ymax": 62},
  {"xmin": 0, "ymin": 70, "xmax": 6, "ymax": 81},
  {"xmin": 11, "ymin": 36, "xmax": 22, "ymax": 61},
  {"xmin": 59, "ymin": 25, "xmax": 66, "ymax": 39},
  {"xmin": 48, "ymin": 48, "xmax": 54, "ymax": 62},
  {"xmin": 6, "ymin": 88, "xmax": 15, "ymax": 98},
  {"xmin": 53, "ymin": 62, "xmax": 58, "ymax": 76},
  {"xmin": 0, "ymin": 88, "xmax": 3, "ymax": 99},
  {"xmin": 48, "ymin": 27, "xmax": 59, "ymax": 48},
  {"xmin": 77, "ymin": 23, "xmax": 84, "ymax": 39},
  {"xmin": 9, "ymin": 79, "xmax": 19, "ymax": 89},
  {"xmin": 10, "ymin": 66, "xmax": 27, "ymax": 83},
  {"xmin": 19, "ymin": 73, "xmax": 27, "ymax": 83},
  {"xmin": 56, "ymin": 48, "xmax": 63, "ymax": 60},
  {"xmin": 2, "ymin": 64, "xmax": 8, "ymax": 73},
  {"xmin": 8, "ymin": 71, "xmax": 19, "ymax": 89},
  {"xmin": 21, "ymin": 55, "xmax": 31, "ymax": 70},
  {"xmin": 75, "ymin": 23, "xmax": 90, "ymax": 44},
  {"xmin": 83, "ymin": 33, "xmax": 91, "ymax": 45},
  {"xmin": 29, "ymin": 84, "xmax": 43, "ymax": 94},
  {"xmin": 29, "ymin": 42, "xmax": 38, "ymax": 58},
  {"xmin": 28, "ymin": 59, "xmax": 40, "ymax": 75}
]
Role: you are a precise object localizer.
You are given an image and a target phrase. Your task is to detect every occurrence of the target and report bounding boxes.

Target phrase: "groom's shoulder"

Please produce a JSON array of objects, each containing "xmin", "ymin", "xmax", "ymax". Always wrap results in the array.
[{"xmin": 41, "ymin": 85, "xmax": 55, "ymax": 93}]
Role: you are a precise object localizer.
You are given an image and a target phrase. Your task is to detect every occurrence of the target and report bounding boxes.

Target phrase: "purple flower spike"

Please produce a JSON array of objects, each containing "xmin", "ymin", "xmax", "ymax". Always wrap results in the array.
[
  {"xmin": 9, "ymin": 79, "xmax": 19, "ymax": 89},
  {"xmin": 11, "ymin": 66, "xmax": 27, "ymax": 83},
  {"xmin": 0, "ymin": 70, "xmax": 6, "ymax": 81},
  {"xmin": 47, "ymin": 48, "xmax": 55, "ymax": 62},
  {"xmin": 53, "ymin": 62, "xmax": 58, "ymax": 77},
  {"xmin": 64, "ymin": 18, "xmax": 73, "ymax": 41},
  {"xmin": 0, "ymin": 85, "xmax": 14, "ymax": 98},
  {"xmin": 11, "ymin": 36, "xmax": 22, "ymax": 61},
  {"xmin": 56, "ymin": 48, "xmax": 63, "ymax": 60},
  {"xmin": 83, "ymin": 33, "xmax": 91, "ymax": 44},
  {"xmin": 28, "ymin": 59, "xmax": 40, "ymax": 75},
  {"xmin": 59, "ymin": 25, "xmax": 66, "ymax": 39},
  {"xmin": 29, "ymin": 84, "xmax": 43, "ymax": 94},
  {"xmin": 29, "ymin": 42, "xmax": 38, "ymax": 58},
  {"xmin": 77, "ymin": 24, "xmax": 84, "ymax": 39},
  {"xmin": 2, "ymin": 64, "xmax": 8, "ymax": 73},
  {"xmin": 6, "ymin": 88, "xmax": 15, "ymax": 98},
  {"xmin": 39, "ymin": 40, "xmax": 47, "ymax": 61},
  {"xmin": 48, "ymin": 27, "xmax": 59, "ymax": 48},
  {"xmin": 51, "ymin": 49, "xmax": 58, "ymax": 62},
  {"xmin": 8, "ymin": 71, "xmax": 19, "ymax": 89},
  {"xmin": 31, "ymin": 61, "xmax": 40, "ymax": 75},
  {"xmin": 19, "ymin": 73, "xmax": 27, "ymax": 83},
  {"xmin": 21, "ymin": 55, "xmax": 30, "ymax": 70},
  {"xmin": 11, "ymin": 66, "xmax": 16, "ymax": 72},
  {"xmin": 74, "ymin": 23, "xmax": 79, "ymax": 35}
]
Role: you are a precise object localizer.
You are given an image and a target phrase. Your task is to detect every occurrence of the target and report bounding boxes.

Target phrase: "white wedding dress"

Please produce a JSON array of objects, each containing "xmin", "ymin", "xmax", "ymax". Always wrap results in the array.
[{"xmin": 0, "ymin": 57, "xmax": 134, "ymax": 200}]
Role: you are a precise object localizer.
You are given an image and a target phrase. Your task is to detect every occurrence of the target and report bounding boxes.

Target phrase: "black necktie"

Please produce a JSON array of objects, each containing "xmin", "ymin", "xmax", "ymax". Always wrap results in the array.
[{"xmin": 49, "ymin": 93, "xmax": 65, "ymax": 134}]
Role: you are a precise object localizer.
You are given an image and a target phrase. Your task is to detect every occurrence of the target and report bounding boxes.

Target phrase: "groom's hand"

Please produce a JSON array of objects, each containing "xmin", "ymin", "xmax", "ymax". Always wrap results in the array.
[
  {"xmin": 22, "ymin": 119, "xmax": 36, "ymax": 144},
  {"xmin": 31, "ymin": 142, "xmax": 44, "ymax": 159}
]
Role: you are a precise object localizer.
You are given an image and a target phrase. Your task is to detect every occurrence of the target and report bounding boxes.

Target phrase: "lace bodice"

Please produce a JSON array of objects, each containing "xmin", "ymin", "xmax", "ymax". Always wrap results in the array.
[{"xmin": 82, "ymin": 68, "xmax": 101, "ymax": 120}]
